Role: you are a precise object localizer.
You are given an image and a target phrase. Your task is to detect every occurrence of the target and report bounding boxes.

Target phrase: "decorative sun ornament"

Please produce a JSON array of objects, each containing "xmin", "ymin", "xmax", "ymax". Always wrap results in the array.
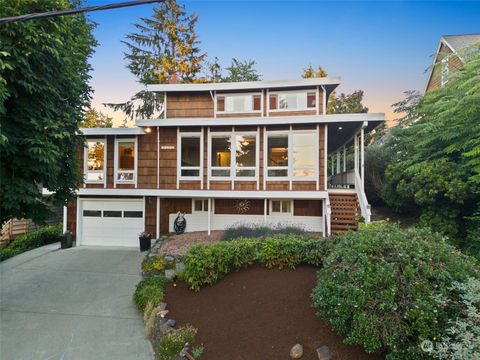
[{"xmin": 234, "ymin": 199, "xmax": 250, "ymax": 214}]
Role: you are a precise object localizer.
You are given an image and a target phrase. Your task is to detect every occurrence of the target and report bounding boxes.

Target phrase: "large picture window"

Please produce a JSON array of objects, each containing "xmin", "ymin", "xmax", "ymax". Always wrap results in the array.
[
  {"xmin": 115, "ymin": 138, "xmax": 136, "ymax": 183},
  {"xmin": 211, "ymin": 136, "xmax": 232, "ymax": 177},
  {"xmin": 180, "ymin": 135, "xmax": 201, "ymax": 178},
  {"xmin": 210, "ymin": 132, "xmax": 257, "ymax": 179},
  {"xmin": 267, "ymin": 134, "xmax": 288, "ymax": 177},
  {"xmin": 235, "ymin": 135, "xmax": 256, "ymax": 177},
  {"xmin": 216, "ymin": 93, "xmax": 262, "ymax": 114},
  {"xmin": 85, "ymin": 139, "xmax": 105, "ymax": 183},
  {"xmin": 266, "ymin": 131, "xmax": 317, "ymax": 180},
  {"xmin": 269, "ymin": 91, "xmax": 316, "ymax": 111},
  {"xmin": 292, "ymin": 133, "xmax": 316, "ymax": 177}
]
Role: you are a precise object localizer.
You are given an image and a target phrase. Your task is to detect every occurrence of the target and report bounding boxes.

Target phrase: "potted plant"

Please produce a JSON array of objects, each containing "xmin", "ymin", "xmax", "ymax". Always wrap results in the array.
[
  {"xmin": 61, "ymin": 231, "xmax": 73, "ymax": 249},
  {"xmin": 139, "ymin": 231, "xmax": 152, "ymax": 252}
]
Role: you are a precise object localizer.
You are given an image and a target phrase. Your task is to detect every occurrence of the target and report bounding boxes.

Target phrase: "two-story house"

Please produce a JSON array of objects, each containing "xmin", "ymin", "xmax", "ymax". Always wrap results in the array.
[
  {"xmin": 65, "ymin": 77, "xmax": 384, "ymax": 247},
  {"xmin": 425, "ymin": 34, "xmax": 480, "ymax": 92}
]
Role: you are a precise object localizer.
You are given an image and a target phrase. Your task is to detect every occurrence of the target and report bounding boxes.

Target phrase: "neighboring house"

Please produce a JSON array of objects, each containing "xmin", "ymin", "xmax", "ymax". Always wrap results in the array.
[
  {"xmin": 64, "ymin": 78, "xmax": 384, "ymax": 247},
  {"xmin": 425, "ymin": 33, "xmax": 480, "ymax": 92}
]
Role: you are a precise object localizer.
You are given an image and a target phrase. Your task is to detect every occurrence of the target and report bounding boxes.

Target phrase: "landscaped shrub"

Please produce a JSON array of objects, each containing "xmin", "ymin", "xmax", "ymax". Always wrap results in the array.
[
  {"xmin": 183, "ymin": 234, "xmax": 327, "ymax": 291},
  {"xmin": 311, "ymin": 222, "xmax": 479, "ymax": 359},
  {"xmin": 428, "ymin": 277, "xmax": 480, "ymax": 359},
  {"xmin": 142, "ymin": 256, "xmax": 166, "ymax": 276},
  {"xmin": 0, "ymin": 224, "xmax": 62, "ymax": 261},
  {"xmin": 182, "ymin": 239, "xmax": 259, "ymax": 291},
  {"xmin": 221, "ymin": 222, "xmax": 307, "ymax": 241},
  {"xmin": 156, "ymin": 325, "xmax": 197, "ymax": 360},
  {"xmin": 133, "ymin": 275, "xmax": 167, "ymax": 312}
]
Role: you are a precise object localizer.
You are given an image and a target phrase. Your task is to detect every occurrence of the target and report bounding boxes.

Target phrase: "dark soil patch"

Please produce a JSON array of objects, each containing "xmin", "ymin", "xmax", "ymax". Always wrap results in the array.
[{"xmin": 165, "ymin": 265, "xmax": 384, "ymax": 360}]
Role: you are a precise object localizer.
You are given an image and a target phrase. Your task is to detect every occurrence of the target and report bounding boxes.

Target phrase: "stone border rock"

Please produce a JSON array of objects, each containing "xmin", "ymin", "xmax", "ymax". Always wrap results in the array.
[{"xmin": 141, "ymin": 238, "xmax": 191, "ymax": 360}]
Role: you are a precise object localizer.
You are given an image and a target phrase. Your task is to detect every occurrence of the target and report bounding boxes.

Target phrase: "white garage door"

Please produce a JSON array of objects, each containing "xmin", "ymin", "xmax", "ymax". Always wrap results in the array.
[{"xmin": 79, "ymin": 199, "xmax": 144, "ymax": 247}]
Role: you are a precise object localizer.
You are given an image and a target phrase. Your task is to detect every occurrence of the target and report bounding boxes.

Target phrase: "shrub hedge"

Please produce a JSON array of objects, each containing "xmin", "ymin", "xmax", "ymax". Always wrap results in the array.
[
  {"xmin": 182, "ymin": 234, "xmax": 328, "ymax": 291},
  {"xmin": 222, "ymin": 223, "xmax": 307, "ymax": 241},
  {"xmin": 133, "ymin": 275, "xmax": 167, "ymax": 312},
  {"xmin": 311, "ymin": 222, "xmax": 479, "ymax": 359},
  {"xmin": 0, "ymin": 224, "xmax": 62, "ymax": 261}
]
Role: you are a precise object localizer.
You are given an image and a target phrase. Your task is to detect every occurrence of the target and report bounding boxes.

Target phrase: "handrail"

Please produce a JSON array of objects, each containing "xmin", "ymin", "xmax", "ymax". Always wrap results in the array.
[
  {"xmin": 354, "ymin": 171, "xmax": 371, "ymax": 223},
  {"xmin": 325, "ymin": 195, "xmax": 332, "ymax": 236}
]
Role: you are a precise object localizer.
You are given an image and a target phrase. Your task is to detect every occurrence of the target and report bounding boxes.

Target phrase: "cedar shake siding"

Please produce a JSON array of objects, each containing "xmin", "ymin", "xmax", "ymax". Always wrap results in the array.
[
  {"xmin": 166, "ymin": 93, "xmax": 214, "ymax": 118},
  {"xmin": 426, "ymin": 43, "xmax": 464, "ymax": 92},
  {"xmin": 82, "ymin": 123, "xmax": 326, "ymax": 192}
]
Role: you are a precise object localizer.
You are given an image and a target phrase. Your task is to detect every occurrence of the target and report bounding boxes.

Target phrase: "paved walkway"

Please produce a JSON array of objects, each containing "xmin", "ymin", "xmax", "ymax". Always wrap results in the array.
[{"xmin": 0, "ymin": 244, "xmax": 153, "ymax": 360}]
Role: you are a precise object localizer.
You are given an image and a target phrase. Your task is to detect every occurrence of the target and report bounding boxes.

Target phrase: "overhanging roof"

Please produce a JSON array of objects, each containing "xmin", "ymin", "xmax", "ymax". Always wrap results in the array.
[
  {"xmin": 146, "ymin": 77, "xmax": 341, "ymax": 93},
  {"xmin": 136, "ymin": 113, "xmax": 385, "ymax": 128},
  {"xmin": 79, "ymin": 128, "xmax": 146, "ymax": 136}
]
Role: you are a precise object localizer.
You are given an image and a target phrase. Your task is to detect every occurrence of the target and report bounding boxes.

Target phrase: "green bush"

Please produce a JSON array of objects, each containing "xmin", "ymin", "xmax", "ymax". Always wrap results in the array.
[
  {"xmin": 222, "ymin": 223, "xmax": 307, "ymax": 241},
  {"xmin": 311, "ymin": 222, "xmax": 479, "ymax": 359},
  {"xmin": 182, "ymin": 234, "xmax": 326, "ymax": 291},
  {"xmin": 0, "ymin": 224, "xmax": 62, "ymax": 261},
  {"xmin": 133, "ymin": 275, "xmax": 167, "ymax": 312},
  {"xmin": 157, "ymin": 325, "xmax": 197, "ymax": 360},
  {"xmin": 429, "ymin": 277, "xmax": 480, "ymax": 359}
]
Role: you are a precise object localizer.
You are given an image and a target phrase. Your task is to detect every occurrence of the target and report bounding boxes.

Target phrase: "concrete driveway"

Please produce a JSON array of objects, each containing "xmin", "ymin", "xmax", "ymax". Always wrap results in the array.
[{"xmin": 0, "ymin": 244, "xmax": 153, "ymax": 360}]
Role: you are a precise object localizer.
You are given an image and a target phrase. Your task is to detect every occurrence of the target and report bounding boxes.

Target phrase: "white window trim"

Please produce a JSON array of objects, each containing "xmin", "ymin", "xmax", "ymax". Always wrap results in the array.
[
  {"xmin": 208, "ymin": 130, "xmax": 258, "ymax": 182},
  {"xmin": 215, "ymin": 92, "xmax": 263, "ymax": 115},
  {"xmin": 268, "ymin": 89, "xmax": 317, "ymax": 113},
  {"xmin": 177, "ymin": 131, "xmax": 203, "ymax": 182},
  {"xmin": 114, "ymin": 137, "xmax": 138, "ymax": 187},
  {"xmin": 270, "ymin": 199, "xmax": 294, "ymax": 215},
  {"xmin": 265, "ymin": 129, "xmax": 318, "ymax": 183},
  {"xmin": 441, "ymin": 57, "xmax": 449, "ymax": 86},
  {"xmin": 192, "ymin": 198, "xmax": 208, "ymax": 213},
  {"xmin": 84, "ymin": 137, "xmax": 107, "ymax": 186}
]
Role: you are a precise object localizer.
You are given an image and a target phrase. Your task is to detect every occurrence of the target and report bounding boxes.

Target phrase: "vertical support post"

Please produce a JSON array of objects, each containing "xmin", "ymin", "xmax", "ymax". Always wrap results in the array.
[
  {"xmin": 324, "ymin": 125, "xmax": 328, "ymax": 190},
  {"xmin": 336, "ymin": 151, "xmax": 341, "ymax": 174},
  {"xmin": 343, "ymin": 145, "xmax": 346, "ymax": 172},
  {"xmin": 207, "ymin": 198, "xmax": 211, "ymax": 236},
  {"xmin": 354, "ymin": 134, "xmax": 359, "ymax": 175},
  {"xmin": 63, "ymin": 206, "xmax": 67, "ymax": 233},
  {"xmin": 264, "ymin": 199, "xmax": 267, "ymax": 223},
  {"xmin": 156, "ymin": 196, "xmax": 160, "ymax": 239},
  {"xmin": 331, "ymin": 156, "xmax": 334, "ymax": 176},
  {"xmin": 157, "ymin": 127, "xmax": 160, "ymax": 189},
  {"xmin": 360, "ymin": 127, "xmax": 365, "ymax": 192}
]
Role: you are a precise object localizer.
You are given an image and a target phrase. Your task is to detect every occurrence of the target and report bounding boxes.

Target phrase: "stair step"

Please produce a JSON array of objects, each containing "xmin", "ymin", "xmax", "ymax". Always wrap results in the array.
[{"xmin": 331, "ymin": 224, "xmax": 358, "ymax": 230}]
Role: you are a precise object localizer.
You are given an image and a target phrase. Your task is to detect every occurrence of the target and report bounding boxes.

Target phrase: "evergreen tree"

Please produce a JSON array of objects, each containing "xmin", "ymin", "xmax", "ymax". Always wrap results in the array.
[
  {"xmin": 105, "ymin": 0, "xmax": 206, "ymax": 121},
  {"xmin": 222, "ymin": 59, "xmax": 261, "ymax": 82}
]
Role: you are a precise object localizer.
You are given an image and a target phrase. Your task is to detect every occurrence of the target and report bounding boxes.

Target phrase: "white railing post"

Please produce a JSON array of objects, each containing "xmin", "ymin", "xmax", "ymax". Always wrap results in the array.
[{"xmin": 354, "ymin": 172, "xmax": 371, "ymax": 223}]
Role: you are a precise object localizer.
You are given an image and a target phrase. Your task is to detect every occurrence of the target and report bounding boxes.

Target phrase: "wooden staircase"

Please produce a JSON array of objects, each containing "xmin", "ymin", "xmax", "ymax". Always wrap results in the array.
[{"xmin": 328, "ymin": 192, "xmax": 360, "ymax": 234}]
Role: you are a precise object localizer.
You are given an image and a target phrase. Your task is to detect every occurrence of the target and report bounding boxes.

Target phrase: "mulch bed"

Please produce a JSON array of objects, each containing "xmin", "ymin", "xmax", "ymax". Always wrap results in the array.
[
  {"xmin": 165, "ymin": 265, "xmax": 384, "ymax": 360},
  {"xmin": 158, "ymin": 231, "xmax": 223, "ymax": 257}
]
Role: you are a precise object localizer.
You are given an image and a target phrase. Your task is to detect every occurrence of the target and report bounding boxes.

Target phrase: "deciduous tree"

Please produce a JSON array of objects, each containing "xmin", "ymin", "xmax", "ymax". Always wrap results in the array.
[
  {"xmin": 81, "ymin": 107, "xmax": 113, "ymax": 128},
  {"xmin": 301, "ymin": 65, "xmax": 368, "ymax": 114},
  {"xmin": 382, "ymin": 53, "xmax": 480, "ymax": 256},
  {"xmin": 0, "ymin": 0, "xmax": 96, "ymax": 224}
]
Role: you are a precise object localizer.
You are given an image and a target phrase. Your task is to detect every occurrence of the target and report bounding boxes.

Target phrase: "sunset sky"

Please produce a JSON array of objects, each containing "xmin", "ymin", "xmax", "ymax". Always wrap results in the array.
[{"xmin": 86, "ymin": 0, "xmax": 480, "ymax": 126}]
